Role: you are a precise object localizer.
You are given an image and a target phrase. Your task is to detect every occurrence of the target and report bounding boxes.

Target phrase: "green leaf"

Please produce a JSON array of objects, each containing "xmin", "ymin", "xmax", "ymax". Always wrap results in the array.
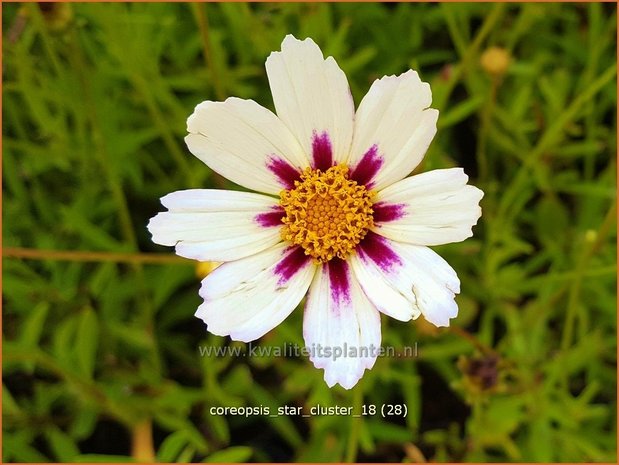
[
  {"xmin": 535, "ymin": 195, "xmax": 570, "ymax": 248},
  {"xmin": 203, "ymin": 446, "xmax": 253, "ymax": 463},
  {"xmin": 157, "ymin": 431, "xmax": 193, "ymax": 463},
  {"xmin": 75, "ymin": 454, "xmax": 136, "ymax": 463},
  {"xmin": 19, "ymin": 301, "xmax": 50, "ymax": 347},
  {"xmin": 75, "ymin": 307, "xmax": 99, "ymax": 379},
  {"xmin": 18, "ymin": 301, "xmax": 50, "ymax": 372},
  {"xmin": 439, "ymin": 95, "xmax": 485, "ymax": 129},
  {"xmin": 45, "ymin": 426, "xmax": 80, "ymax": 462},
  {"xmin": 366, "ymin": 419, "xmax": 413, "ymax": 443},
  {"xmin": 4, "ymin": 431, "xmax": 49, "ymax": 462},
  {"xmin": 69, "ymin": 408, "xmax": 99, "ymax": 440}
]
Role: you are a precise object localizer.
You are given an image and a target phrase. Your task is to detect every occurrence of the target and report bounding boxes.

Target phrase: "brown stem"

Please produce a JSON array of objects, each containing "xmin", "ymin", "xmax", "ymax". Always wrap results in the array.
[
  {"xmin": 3, "ymin": 247, "xmax": 191, "ymax": 265},
  {"xmin": 449, "ymin": 326, "xmax": 496, "ymax": 356},
  {"xmin": 131, "ymin": 419, "xmax": 155, "ymax": 462}
]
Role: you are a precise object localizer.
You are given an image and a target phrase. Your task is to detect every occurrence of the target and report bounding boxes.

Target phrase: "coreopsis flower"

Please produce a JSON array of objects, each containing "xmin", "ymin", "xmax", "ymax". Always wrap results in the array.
[{"xmin": 148, "ymin": 35, "xmax": 483, "ymax": 389}]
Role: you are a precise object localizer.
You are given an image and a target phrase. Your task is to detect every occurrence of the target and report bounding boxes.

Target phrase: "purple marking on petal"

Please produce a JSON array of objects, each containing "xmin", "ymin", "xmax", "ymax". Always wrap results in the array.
[
  {"xmin": 349, "ymin": 145, "xmax": 384, "ymax": 187},
  {"xmin": 266, "ymin": 156, "xmax": 301, "ymax": 189},
  {"xmin": 358, "ymin": 232, "xmax": 402, "ymax": 272},
  {"xmin": 255, "ymin": 206, "xmax": 285, "ymax": 228},
  {"xmin": 311, "ymin": 131, "xmax": 334, "ymax": 171},
  {"xmin": 327, "ymin": 258, "xmax": 351, "ymax": 306},
  {"xmin": 274, "ymin": 246, "xmax": 311, "ymax": 284},
  {"xmin": 373, "ymin": 202, "xmax": 407, "ymax": 223}
]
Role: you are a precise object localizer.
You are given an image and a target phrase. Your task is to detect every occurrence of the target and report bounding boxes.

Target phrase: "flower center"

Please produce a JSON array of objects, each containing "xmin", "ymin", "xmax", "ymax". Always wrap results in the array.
[{"xmin": 279, "ymin": 165, "xmax": 375, "ymax": 263}]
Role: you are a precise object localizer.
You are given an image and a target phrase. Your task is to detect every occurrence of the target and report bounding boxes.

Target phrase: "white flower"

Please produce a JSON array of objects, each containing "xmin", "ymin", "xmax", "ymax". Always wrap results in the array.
[{"xmin": 148, "ymin": 35, "xmax": 483, "ymax": 389}]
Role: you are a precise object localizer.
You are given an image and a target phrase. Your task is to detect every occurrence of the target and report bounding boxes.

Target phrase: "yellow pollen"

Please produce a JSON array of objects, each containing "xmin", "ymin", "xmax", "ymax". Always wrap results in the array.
[{"xmin": 279, "ymin": 164, "xmax": 375, "ymax": 263}]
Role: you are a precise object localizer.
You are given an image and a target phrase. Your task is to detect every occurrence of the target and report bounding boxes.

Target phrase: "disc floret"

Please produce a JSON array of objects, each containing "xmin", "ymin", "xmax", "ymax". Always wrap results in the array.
[{"xmin": 280, "ymin": 165, "xmax": 375, "ymax": 263}]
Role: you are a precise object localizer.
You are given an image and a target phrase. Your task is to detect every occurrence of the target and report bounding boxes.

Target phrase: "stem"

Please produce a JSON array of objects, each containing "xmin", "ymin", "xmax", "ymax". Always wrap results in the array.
[
  {"xmin": 131, "ymin": 419, "xmax": 155, "ymax": 463},
  {"xmin": 344, "ymin": 382, "xmax": 364, "ymax": 463},
  {"xmin": 7, "ymin": 7, "xmax": 28, "ymax": 43},
  {"xmin": 434, "ymin": 4, "xmax": 506, "ymax": 110},
  {"xmin": 27, "ymin": 4, "xmax": 63, "ymax": 76},
  {"xmin": 482, "ymin": 63, "xmax": 617, "ymax": 318},
  {"xmin": 3, "ymin": 247, "xmax": 190, "ymax": 265},
  {"xmin": 442, "ymin": 5, "xmax": 468, "ymax": 59},
  {"xmin": 498, "ymin": 63, "xmax": 617, "ymax": 220},
  {"xmin": 476, "ymin": 78, "xmax": 498, "ymax": 182},
  {"xmin": 560, "ymin": 200, "xmax": 617, "ymax": 352},
  {"xmin": 131, "ymin": 73, "xmax": 196, "ymax": 187},
  {"xmin": 192, "ymin": 2, "xmax": 226, "ymax": 101},
  {"xmin": 69, "ymin": 30, "xmax": 137, "ymax": 248},
  {"xmin": 68, "ymin": 28, "xmax": 162, "ymax": 373},
  {"xmin": 449, "ymin": 326, "xmax": 497, "ymax": 356}
]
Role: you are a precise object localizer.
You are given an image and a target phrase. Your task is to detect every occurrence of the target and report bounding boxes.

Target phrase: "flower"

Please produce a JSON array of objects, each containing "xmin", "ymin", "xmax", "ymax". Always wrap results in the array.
[{"xmin": 148, "ymin": 35, "xmax": 483, "ymax": 389}]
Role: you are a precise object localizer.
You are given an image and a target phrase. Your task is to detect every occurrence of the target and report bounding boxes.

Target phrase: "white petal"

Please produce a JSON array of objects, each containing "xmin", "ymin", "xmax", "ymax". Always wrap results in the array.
[
  {"xmin": 351, "ymin": 232, "xmax": 460, "ymax": 328},
  {"xmin": 196, "ymin": 244, "xmax": 316, "ymax": 342},
  {"xmin": 349, "ymin": 233, "xmax": 420, "ymax": 322},
  {"xmin": 147, "ymin": 189, "xmax": 284, "ymax": 262},
  {"xmin": 348, "ymin": 70, "xmax": 437, "ymax": 190},
  {"xmin": 186, "ymin": 97, "xmax": 307, "ymax": 195},
  {"xmin": 303, "ymin": 259, "xmax": 381, "ymax": 389},
  {"xmin": 373, "ymin": 168, "xmax": 484, "ymax": 246},
  {"xmin": 160, "ymin": 189, "xmax": 278, "ymax": 212},
  {"xmin": 265, "ymin": 35, "xmax": 354, "ymax": 168}
]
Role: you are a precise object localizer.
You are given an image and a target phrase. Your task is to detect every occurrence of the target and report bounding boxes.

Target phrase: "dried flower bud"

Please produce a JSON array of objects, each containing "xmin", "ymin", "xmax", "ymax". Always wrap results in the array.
[
  {"xmin": 38, "ymin": 3, "xmax": 73, "ymax": 31},
  {"xmin": 456, "ymin": 353, "xmax": 507, "ymax": 402}
]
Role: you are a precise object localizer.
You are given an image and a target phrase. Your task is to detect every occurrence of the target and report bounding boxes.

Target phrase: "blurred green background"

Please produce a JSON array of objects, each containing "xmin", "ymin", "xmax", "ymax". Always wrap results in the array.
[{"xmin": 3, "ymin": 2, "xmax": 617, "ymax": 463}]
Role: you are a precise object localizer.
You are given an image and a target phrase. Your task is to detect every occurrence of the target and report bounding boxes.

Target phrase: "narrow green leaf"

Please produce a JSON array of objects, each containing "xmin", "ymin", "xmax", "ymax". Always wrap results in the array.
[
  {"xmin": 157, "ymin": 431, "xmax": 192, "ymax": 463},
  {"xmin": 203, "ymin": 446, "xmax": 253, "ymax": 463},
  {"xmin": 76, "ymin": 307, "xmax": 99, "ymax": 379},
  {"xmin": 439, "ymin": 95, "xmax": 485, "ymax": 129},
  {"xmin": 45, "ymin": 426, "xmax": 80, "ymax": 462}
]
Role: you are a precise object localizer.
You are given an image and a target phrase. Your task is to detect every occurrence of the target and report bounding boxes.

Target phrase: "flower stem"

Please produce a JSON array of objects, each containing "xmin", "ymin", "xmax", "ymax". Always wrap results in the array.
[
  {"xmin": 344, "ymin": 382, "xmax": 364, "ymax": 463},
  {"xmin": 476, "ymin": 78, "xmax": 499, "ymax": 182},
  {"xmin": 192, "ymin": 2, "xmax": 226, "ymax": 101},
  {"xmin": 131, "ymin": 419, "xmax": 155, "ymax": 463},
  {"xmin": 560, "ymin": 200, "xmax": 617, "ymax": 352},
  {"xmin": 3, "ymin": 247, "xmax": 190, "ymax": 265},
  {"xmin": 434, "ymin": 3, "xmax": 506, "ymax": 110}
]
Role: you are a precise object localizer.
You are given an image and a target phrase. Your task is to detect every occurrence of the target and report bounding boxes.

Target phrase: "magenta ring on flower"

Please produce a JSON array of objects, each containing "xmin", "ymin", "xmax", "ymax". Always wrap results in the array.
[{"xmin": 148, "ymin": 35, "xmax": 484, "ymax": 389}]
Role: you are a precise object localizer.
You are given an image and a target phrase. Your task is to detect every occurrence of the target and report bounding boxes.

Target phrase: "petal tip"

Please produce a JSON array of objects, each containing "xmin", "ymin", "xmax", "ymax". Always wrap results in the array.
[{"xmin": 323, "ymin": 369, "xmax": 362, "ymax": 390}]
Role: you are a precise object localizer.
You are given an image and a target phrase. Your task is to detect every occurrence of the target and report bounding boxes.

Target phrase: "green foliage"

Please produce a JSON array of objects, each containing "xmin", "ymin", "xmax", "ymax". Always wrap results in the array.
[{"xmin": 3, "ymin": 2, "xmax": 616, "ymax": 462}]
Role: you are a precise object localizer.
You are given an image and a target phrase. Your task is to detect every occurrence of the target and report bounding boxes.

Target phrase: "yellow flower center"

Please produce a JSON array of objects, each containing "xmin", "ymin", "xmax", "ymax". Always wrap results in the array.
[{"xmin": 279, "ymin": 165, "xmax": 375, "ymax": 263}]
